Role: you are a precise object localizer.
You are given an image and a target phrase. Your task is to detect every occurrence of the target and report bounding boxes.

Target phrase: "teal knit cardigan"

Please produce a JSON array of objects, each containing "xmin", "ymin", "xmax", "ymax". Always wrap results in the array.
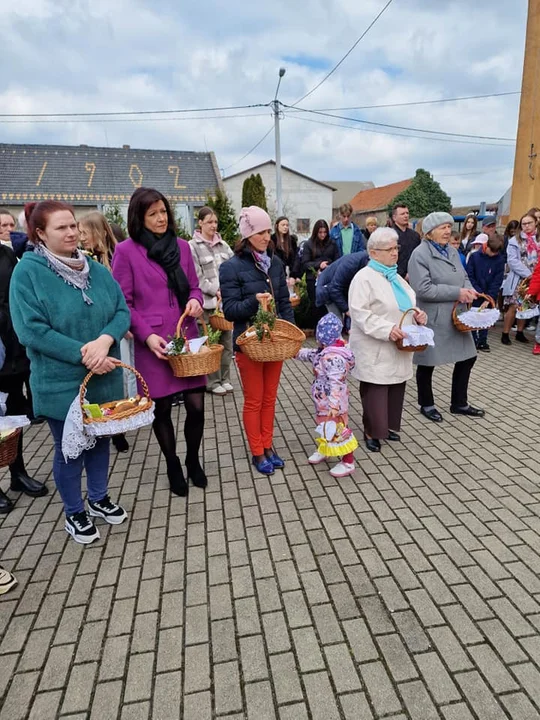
[{"xmin": 10, "ymin": 253, "xmax": 131, "ymax": 420}]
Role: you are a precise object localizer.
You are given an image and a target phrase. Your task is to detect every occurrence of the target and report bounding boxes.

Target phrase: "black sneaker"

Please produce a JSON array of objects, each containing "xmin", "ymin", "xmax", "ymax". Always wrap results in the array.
[
  {"xmin": 65, "ymin": 511, "xmax": 100, "ymax": 544},
  {"xmin": 477, "ymin": 343, "xmax": 491, "ymax": 352},
  {"xmin": 88, "ymin": 495, "xmax": 127, "ymax": 525}
]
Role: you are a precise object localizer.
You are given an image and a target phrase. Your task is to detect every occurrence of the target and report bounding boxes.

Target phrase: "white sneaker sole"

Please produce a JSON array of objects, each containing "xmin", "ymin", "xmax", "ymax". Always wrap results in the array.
[
  {"xmin": 65, "ymin": 522, "xmax": 100, "ymax": 545},
  {"xmin": 330, "ymin": 467, "xmax": 355, "ymax": 478},
  {"xmin": 308, "ymin": 456, "xmax": 327, "ymax": 465},
  {"xmin": 88, "ymin": 506, "xmax": 127, "ymax": 525},
  {"xmin": 0, "ymin": 576, "xmax": 17, "ymax": 595}
]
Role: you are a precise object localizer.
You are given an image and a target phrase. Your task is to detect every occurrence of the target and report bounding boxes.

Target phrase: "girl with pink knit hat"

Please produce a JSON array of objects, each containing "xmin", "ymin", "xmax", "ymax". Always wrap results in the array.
[{"xmin": 219, "ymin": 206, "xmax": 296, "ymax": 475}]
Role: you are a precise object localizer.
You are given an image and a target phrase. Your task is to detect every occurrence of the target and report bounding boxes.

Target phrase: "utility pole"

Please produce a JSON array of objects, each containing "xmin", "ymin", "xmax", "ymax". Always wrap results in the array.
[
  {"xmin": 274, "ymin": 68, "xmax": 286, "ymax": 216},
  {"xmin": 510, "ymin": 0, "xmax": 540, "ymax": 217}
]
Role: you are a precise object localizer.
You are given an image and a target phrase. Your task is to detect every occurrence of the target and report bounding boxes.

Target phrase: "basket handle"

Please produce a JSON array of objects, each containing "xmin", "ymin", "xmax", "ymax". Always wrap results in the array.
[
  {"xmin": 79, "ymin": 361, "xmax": 150, "ymax": 412},
  {"xmin": 453, "ymin": 292, "xmax": 496, "ymax": 312},
  {"xmin": 176, "ymin": 311, "xmax": 209, "ymax": 351},
  {"xmin": 398, "ymin": 307, "xmax": 420, "ymax": 330}
]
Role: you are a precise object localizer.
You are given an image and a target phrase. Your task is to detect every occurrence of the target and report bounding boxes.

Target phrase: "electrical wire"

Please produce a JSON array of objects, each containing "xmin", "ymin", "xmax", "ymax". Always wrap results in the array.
[
  {"xmin": 0, "ymin": 112, "xmax": 271, "ymax": 125},
  {"xmin": 284, "ymin": 113, "xmax": 516, "ymax": 147},
  {"xmin": 288, "ymin": 91, "xmax": 521, "ymax": 113},
  {"xmin": 283, "ymin": 104, "xmax": 516, "ymax": 143},
  {"xmin": 0, "ymin": 103, "xmax": 270, "ymax": 119},
  {"xmin": 291, "ymin": 0, "xmax": 395, "ymax": 107},
  {"xmin": 222, "ymin": 126, "xmax": 274, "ymax": 172}
]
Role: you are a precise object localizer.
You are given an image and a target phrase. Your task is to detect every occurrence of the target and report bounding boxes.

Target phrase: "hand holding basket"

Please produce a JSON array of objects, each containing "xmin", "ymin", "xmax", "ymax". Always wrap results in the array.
[
  {"xmin": 209, "ymin": 302, "xmax": 233, "ymax": 332},
  {"xmin": 395, "ymin": 307, "xmax": 429, "ymax": 352},
  {"xmin": 236, "ymin": 296, "xmax": 305, "ymax": 363},
  {"xmin": 452, "ymin": 293, "xmax": 497, "ymax": 333}
]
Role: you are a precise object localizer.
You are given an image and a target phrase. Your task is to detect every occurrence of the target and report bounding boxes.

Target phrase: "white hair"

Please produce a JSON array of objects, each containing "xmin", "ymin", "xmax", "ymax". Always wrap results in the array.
[
  {"xmin": 18, "ymin": 211, "xmax": 27, "ymax": 232},
  {"xmin": 367, "ymin": 227, "xmax": 398, "ymax": 251}
]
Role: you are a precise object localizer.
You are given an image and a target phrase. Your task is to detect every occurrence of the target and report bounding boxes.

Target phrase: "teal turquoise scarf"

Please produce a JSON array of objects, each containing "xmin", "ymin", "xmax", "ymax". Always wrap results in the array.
[{"xmin": 368, "ymin": 259, "xmax": 412, "ymax": 312}]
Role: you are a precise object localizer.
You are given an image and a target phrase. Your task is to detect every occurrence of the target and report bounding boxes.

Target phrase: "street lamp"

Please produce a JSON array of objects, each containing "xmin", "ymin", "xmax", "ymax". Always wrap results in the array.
[{"xmin": 273, "ymin": 68, "xmax": 286, "ymax": 216}]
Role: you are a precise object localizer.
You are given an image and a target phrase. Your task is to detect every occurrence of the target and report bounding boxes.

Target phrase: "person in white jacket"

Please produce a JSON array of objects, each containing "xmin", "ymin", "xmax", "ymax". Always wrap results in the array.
[{"xmin": 348, "ymin": 227, "xmax": 426, "ymax": 452}]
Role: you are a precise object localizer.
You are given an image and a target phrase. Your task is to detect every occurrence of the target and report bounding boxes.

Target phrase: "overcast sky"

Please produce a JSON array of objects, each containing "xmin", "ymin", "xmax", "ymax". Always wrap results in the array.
[{"xmin": 3, "ymin": 0, "xmax": 527, "ymax": 206}]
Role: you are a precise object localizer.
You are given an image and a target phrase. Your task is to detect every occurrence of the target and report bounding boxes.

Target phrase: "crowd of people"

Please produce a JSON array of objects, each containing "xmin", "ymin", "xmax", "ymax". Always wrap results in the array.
[{"xmin": 0, "ymin": 194, "xmax": 534, "ymax": 594}]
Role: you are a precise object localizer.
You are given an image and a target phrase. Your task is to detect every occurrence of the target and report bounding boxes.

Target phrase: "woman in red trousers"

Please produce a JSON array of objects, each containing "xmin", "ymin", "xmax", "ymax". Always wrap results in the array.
[{"xmin": 219, "ymin": 206, "xmax": 295, "ymax": 475}]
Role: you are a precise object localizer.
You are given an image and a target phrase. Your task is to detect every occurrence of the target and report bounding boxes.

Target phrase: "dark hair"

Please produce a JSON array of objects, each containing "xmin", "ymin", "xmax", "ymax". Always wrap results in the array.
[
  {"xmin": 391, "ymin": 203, "xmax": 408, "ymax": 218},
  {"xmin": 28, "ymin": 200, "xmax": 75, "ymax": 243},
  {"xmin": 487, "ymin": 234, "xmax": 504, "ymax": 253},
  {"xmin": 504, "ymin": 219, "xmax": 519, "ymax": 239},
  {"xmin": 460, "ymin": 214, "xmax": 477, "ymax": 240},
  {"xmin": 24, "ymin": 202, "xmax": 37, "ymax": 227},
  {"xmin": 274, "ymin": 215, "xmax": 292, "ymax": 258},
  {"xmin": 127, "ymin": 187, "xmax": 175, "ymax": 240},
  {"xmin": 198, "ymin": 206, "xmax": 218, "ymax": 223},
  {"xmin": 109, "ymin": 222, "xmax": 126, "ymax": 243},
  {"xmin": 309, "ymin": 219, "xmax": 330, "ymax": 257},
  {"xmin": 526, "ymin": 207, "xmax": 540, "ymax": 219}
]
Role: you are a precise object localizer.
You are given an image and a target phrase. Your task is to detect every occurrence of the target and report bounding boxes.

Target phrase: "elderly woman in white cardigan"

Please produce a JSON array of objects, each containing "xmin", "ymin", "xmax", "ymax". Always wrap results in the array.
[{"xmin": 349, "ymin": 227, "xmax": 427, "ymax": 452}]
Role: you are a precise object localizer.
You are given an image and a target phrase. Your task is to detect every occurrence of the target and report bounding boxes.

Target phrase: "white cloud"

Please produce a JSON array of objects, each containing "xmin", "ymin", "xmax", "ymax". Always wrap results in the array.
[{"xmin": 0, "ymin": 0, "xmax": 528, "ymax": 206}]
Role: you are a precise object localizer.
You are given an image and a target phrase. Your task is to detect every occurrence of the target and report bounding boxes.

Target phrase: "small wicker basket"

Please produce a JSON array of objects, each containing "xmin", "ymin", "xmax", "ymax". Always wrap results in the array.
[
  {"xmin": 452, "ymin": 293, "xmax": 495, "ymax": 333},
  {"xmin": 395, "ymin": 307, "xmax": 428, "ymax": 353},
  {"xmin": 80, "ymin": 363, "xmax": 152, "ymax": 426},
  {"xmin": 168, "ymin": 312, "xmax": 223, "ymax": 378},
  {"xmin": 209, "ymin": 311, "xmax": 233, "ymax": 332},
  {"xmin": 236, "ymin": 297, "xmax": 306, "ymax": 363},
  {"xmin": 0, "ymin": 428, "xmax": 21, "ymax": 468}
]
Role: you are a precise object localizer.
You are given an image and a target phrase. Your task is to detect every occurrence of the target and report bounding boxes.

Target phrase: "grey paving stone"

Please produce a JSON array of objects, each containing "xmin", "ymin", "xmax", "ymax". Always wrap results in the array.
[
  {"xmin": 183, "ymin": 644, "xmax": 210, "ymax": 693},
  {"xmin": 235, "ymin": 596, "xmax": 261, "ymax": 636},
  {"xmin": 156, "ymin": 626, "xmax": 183, "ymax": 672},
  {"xmin": 468, "ymin": 643, "xmax": 519, "ymax": 694},
  {"xmin": 377, "ymin": 633, "xmax": 418, "ymax": 682},
  {"xmin": 414, "ymin": 651, "xmax": 461, "ymax": 703},
  {"xmin": 324, "ymin": 643, "xmax": 362, "ymax": 692},
  {"xmin": 455, "ymin": 670, "xmax": 506, "ymax": 720},
  {"xmin": 214, "ymin": 661, "xmax": 243, "ymax": 714},
  {"xmin": 185, "ymin": 604, "xmax": 209, "ymax": 646},
  {"xmin": 211, "ymin": 618, "xmax": 237, "ymax": 663},
  {"xmin": 124, "ymin": 652, "xmax": 155, "ymax": 702},
  {"xmin": 61, "ymin": 663, "xmax": 98, "ymax": 715},
  {"xmin": 246, "ymin": 681, "xmax": 277, "ymax": 720},
  {"xmin": 303, "ymin": 671, "xmax": 341, "ymax": 720},
  {"xmin": 240, "ymin": 635, "xmax": 269, "ymax": 681},
  {"xmin": 28, "ymin": 691, "xmax": 63, "ymax": 720},
  {"xmin": 292, "ymin": 626, "xmax": 325, "ymax": 672},
  {"xmin": 360, "ymin": 661, "xmax": 402, "ymax": 716},
  {"xmin": 183, "ymin": 691, "xmax": 212, "ymax": 720},
  {"xmin": 500, "ymin": 692, "xmax": 540, "ymax": 720},
  {"xmin": 339, "ymin": 692, "xmax": 374, "ymax": 720},
  {"xmin": 18, "ymin": 627, "xmax": 54, "ymax": 672},
  {"xmin": 99, "ymin": 635, "xmax": 130, "ymax": 681},
  {"xmin": 121, "ymin": 701, "xmax": 151, "ymax": 720},
  {"xmin": 90, "ymin": 680, "xmax": 123, "ymax": 720},
  {"xmin": 39, "ymin": 644, "xmax": 75, "ymax": 691},
  {"xmin": 399, "ymin": 680, "xmax": 441, "ymax": 720},
  {"xmin": 0, "ymin": 671, "xmax": 39, "ymax": 720},
  {"xmin": 279, "ymin": 702, "xmax": 307, "ymax": 720},
  {"xmin": 269, "ymin": 652, "xmax": 303, "ymax": 704},
  {"xmin": 262, "ymin": 611, "xmax": 291, "ymax": 654},
  {"xmin": 152, "ymin": 671, "xmax": 182, "ymax": 720}
]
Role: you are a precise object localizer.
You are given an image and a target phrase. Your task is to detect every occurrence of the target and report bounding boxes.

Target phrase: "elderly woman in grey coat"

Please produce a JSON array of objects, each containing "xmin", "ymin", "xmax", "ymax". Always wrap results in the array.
[{"xmin": 408, "ymin": 212, "xmax": 484, "ymax": 423}]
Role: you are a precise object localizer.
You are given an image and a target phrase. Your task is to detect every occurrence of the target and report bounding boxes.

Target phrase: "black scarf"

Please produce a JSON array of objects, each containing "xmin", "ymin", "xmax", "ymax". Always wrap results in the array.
[{"xmin": 137, "ymin": 228, "xmax": 190, "ymax": 310}]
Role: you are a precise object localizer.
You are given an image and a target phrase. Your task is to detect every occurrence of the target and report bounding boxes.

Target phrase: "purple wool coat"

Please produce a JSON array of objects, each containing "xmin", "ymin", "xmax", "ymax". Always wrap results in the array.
[{"xmin": 112, "ymin": 238, "xmax": 206, "ymax": 399}]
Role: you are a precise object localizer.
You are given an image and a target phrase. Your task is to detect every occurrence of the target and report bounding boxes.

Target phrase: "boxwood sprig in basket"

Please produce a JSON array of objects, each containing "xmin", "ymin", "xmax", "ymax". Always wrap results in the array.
[{"xmin": 253, "ymin": 298, "xmax": 277, "ymax": 341}]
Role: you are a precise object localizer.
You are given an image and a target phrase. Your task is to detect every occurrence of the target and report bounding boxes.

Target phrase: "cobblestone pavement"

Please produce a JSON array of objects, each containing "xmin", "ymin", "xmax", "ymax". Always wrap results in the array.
[{"xmin": 2, "ymin": 326, "xmax": 540, "ymax": 719}]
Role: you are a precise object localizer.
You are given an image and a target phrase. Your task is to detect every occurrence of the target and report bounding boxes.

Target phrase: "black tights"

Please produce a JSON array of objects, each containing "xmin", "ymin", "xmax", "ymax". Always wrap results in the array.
[{"xmin": 152, "ymin": 388, "xmax": 205, "ymax": 466}]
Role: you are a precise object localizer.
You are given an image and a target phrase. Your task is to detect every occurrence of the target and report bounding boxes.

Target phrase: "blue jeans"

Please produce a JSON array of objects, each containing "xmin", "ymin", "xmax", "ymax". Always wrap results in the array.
[
  {"xmin": 472, "ymin": 329, "xmax": 488, "ymax": 345},
  {"xmin": 47, "ymin": 418, "xmax": 110, "ymax": 516}
]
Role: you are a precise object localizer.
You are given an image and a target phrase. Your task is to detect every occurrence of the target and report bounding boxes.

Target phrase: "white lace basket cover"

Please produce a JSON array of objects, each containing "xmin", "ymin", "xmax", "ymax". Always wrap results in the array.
[
  {"xmin": 400, "ymin": 325, "xmax": 435, "ymax": 348},
  {"xmin": 62, "ymin": 363, "xmax": 155, "ymax": 461},
  {"xmin": 454, "ymin": 308, "xmax": 500, "ymax": 330}
]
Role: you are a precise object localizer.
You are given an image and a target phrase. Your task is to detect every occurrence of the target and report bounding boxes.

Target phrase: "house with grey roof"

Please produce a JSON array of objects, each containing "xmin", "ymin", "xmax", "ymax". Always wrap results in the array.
[{"xmin": 0, "ymin": 142, "xmax": 222, "ymax": 229}]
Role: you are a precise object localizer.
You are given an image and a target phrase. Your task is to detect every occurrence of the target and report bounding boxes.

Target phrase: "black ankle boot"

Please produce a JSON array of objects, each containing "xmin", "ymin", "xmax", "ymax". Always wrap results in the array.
[
  {"xmin": 10, "ymin": 469, "xmax": 48, "ymax": 497},
  {"xmin": 167, "ymin": 457, "xmax": 188, "ymax": 497},
  {"xmin": 185, "ymin": 458, "xmax": 208, "ymax": 489},
  {"xmin": 0, "ymin": 488, "xmax": 13, "ymax": 514},
  {"xmin": 516, "ymin": 331, "xmax": 529, "ymax": 343}
]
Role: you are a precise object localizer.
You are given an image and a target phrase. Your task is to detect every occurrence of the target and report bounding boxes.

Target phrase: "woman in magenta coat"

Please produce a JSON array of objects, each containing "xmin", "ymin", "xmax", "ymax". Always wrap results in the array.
[{"xmin": 112, "ymin": 188, "xmax": 206, "ymax": 497}]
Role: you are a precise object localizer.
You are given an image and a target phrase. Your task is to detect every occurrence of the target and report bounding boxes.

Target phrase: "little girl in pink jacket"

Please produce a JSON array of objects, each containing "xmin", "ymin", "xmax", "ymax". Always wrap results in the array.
[{"xmin": 296, "ymin": 313, "xmax": 358, "ymax": 477}]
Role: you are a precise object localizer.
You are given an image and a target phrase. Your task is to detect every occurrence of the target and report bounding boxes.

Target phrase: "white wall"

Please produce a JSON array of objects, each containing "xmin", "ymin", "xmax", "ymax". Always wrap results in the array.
[{"xmin": 224, "ymin": 165, "xmax": 333, "ymax": 237}]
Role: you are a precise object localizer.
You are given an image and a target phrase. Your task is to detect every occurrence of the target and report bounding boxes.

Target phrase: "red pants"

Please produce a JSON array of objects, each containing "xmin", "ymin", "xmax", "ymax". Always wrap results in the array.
[{"xmin": 236, "ymin": 352, "xmax": 283, "ymax": 456}]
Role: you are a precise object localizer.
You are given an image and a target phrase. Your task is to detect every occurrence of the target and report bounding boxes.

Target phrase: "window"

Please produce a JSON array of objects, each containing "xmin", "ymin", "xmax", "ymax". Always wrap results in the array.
[{"xmin": 296, "ymin": 218, "xmax": 310, "ymax": 233}]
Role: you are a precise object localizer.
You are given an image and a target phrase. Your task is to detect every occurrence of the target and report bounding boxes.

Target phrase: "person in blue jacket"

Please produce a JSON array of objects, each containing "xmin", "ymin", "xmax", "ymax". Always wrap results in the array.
[
  {"xmin": 466, "ymin": 234, "xmax": 505, "ymax": 352},
  {"xmin": 329, "ymin": 203, "xmax": 365, "ymax": 257},
  {"xmin": 316, "ymin": 250, "xmax": 369, "ymax": 321}
]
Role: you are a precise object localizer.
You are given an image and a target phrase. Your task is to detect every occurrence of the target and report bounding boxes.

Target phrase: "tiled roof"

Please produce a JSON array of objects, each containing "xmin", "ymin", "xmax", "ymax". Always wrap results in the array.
[
  {"xmin": 350, "ymin": 178, "xmax": 413, "ymax": 213},
  {"xmin": 0, "ymin": 143, "xmax": 221, "ymax": 205}
]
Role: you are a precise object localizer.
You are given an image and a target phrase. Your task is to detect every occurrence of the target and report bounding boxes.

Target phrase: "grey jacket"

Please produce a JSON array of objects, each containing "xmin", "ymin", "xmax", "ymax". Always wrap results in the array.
[
  {"xmin": 190, "ymin": 232, "xmax": 234, "ymax": 310},
  {"xmin": 408, "ymin": 241, "xmax": 476, "ymax": 367}
]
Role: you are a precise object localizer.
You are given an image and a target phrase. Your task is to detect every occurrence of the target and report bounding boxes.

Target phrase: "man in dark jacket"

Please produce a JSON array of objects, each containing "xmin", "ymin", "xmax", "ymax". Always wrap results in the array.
[
  {"xmin": 316, "ymin": 250, "xmax": 369, "ymax": 319},
  {"xmin": 330, "ymin": 203, "xmax": 366, "ymax": 256},
  {"xmin": 390, "ymin": 204, "xmax": 421, "ymax": 277}
]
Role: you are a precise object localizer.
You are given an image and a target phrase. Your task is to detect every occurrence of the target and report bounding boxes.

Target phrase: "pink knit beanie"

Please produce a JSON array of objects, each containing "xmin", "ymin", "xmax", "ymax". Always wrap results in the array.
[{"xmin": 239, "ymin": 206, "xmax": 272, "ymax": 239}]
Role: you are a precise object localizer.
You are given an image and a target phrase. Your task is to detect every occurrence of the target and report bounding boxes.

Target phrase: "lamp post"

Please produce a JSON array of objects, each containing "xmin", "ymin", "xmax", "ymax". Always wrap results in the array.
[{"xmin": 273, "ymin": 68, "xmax": 286, "ymax": 216}]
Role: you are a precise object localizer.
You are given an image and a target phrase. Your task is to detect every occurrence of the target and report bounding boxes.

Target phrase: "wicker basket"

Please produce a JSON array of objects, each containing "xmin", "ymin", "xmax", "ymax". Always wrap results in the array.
[
  {"xmin": 395, "ymin": 307, "xmax": 428, "ymax": 352},
  {"xmin": 452, "ymin": 293, "xmax": 495, "ymax": 333},
  {"xmin": 236, "ymin": 297, "xmax": 306, "ymax": 362},
  {"xmin": 209, "ymin": 312, "xmax": 233, "ymax": 332},
  {"xmin": 516, "ymin": 276, "xmax": 531, "ymax": 300},
  {"xmin": 80, "ymin": 363, "xmax": 152, "ymax": 427},
  {"xmin": 168, "ymin": 312, "xmax": 223, "ymax": 378},
  {"xmin": 0, "ymin": 428, "xmax": 21, "ymax": 468}
]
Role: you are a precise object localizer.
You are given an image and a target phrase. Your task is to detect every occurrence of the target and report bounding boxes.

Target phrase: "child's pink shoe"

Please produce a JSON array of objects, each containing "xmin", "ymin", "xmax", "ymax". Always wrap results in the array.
[
  {"xmin": 330, "ymin": 461, "xmax": 355, "ymax": 478},
  {"xmin": 308, "ymin": 451, "xmax": 327, "ymax": 464}
]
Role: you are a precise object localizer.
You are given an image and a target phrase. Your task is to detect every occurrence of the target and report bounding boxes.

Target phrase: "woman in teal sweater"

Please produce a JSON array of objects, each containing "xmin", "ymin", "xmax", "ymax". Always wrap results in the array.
[{"xmin": 10, "ymin": 201, "xmax": 131, "ymax": 545}]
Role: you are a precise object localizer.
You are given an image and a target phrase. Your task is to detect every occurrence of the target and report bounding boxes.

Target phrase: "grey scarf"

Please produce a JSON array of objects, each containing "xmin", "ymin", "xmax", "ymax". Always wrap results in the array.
[{"xmin": 35, "ymin": 243, "xmax": 93, "ymax": 305}]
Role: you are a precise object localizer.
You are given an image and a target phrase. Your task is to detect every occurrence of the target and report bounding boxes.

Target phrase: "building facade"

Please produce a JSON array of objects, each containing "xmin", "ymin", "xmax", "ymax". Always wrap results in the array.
[{"xmin": 223, "ymin": 161, "xmax": 335, "ymax": 236}]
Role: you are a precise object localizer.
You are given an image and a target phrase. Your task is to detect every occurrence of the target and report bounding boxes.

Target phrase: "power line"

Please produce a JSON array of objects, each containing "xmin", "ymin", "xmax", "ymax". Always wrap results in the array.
[
  {"xmin": 291, "ymin": 0, "xmax": 395, "ymax": 107},
  {"xmin": 0, "ymin": 103, "xmax": 269, "ymax": 119},
  {"xmin": 222, "ymin": 126, "xmax": 274, "ymax": 173},
  {"xmin": 284, "ymin": 105, "xmax": 516, "ymax": 143},
  {"xmin": 289, "ymin": 91, "xmax": 521, "ymax": 113},
  {"xmin": 0, "ymin": 112, "xmax": 271, "ymax": 125},
  {"xmin": 284, "ymin": 113, "xmax": 516, "ymax": 147},
  {"xmin": 434, "ymin": 167, "xmax": 513, "ymax": 178}
]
